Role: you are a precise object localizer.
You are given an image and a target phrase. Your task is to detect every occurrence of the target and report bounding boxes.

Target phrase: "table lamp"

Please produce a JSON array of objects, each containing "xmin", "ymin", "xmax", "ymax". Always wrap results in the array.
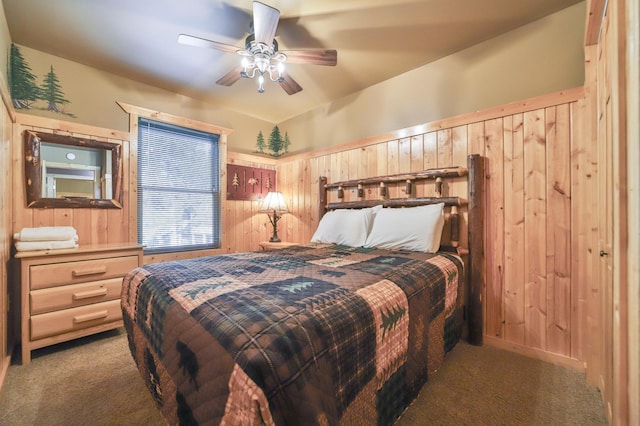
[{"xmin": 259, "ymin": 191, "xmax": 289, "ymax": 242}]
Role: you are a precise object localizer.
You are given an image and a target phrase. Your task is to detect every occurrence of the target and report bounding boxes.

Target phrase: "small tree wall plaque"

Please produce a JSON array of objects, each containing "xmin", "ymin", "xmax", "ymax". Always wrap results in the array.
[{"xmin": 226, "ymin": 164, "xmax": 276, "ymax": 201}]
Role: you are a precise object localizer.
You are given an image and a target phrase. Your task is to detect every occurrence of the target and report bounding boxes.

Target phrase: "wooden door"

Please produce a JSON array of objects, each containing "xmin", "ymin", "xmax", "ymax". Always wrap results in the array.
[{"xmin": 596, "ymin": 10, "xmax": 614, "ymax": 421}]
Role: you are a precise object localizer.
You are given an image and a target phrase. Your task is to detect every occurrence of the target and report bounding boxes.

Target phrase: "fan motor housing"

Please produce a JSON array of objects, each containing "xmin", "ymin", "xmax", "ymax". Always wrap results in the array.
[{"xmin": 245, "ymin": 33, "xmax": 278, "ymax": 53}]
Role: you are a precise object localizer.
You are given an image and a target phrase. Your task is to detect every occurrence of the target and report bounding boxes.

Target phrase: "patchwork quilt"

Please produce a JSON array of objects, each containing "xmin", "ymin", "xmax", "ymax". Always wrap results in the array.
[{"xmin": 121, "ymin": 243, "xmax": 464, "ymax": 425}]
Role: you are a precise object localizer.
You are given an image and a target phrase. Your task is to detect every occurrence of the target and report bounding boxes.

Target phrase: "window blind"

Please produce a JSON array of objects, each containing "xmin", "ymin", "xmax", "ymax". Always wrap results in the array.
[{"xmin": 138, "ymin": 118, "xmax": 220, "ymax": 254}]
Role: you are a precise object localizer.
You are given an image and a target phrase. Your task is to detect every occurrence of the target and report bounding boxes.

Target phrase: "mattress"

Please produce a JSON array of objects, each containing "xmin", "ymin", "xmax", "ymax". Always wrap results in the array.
[{"xmin": 121, "ymin": 243, "xmax": 464, "ymax": 425}]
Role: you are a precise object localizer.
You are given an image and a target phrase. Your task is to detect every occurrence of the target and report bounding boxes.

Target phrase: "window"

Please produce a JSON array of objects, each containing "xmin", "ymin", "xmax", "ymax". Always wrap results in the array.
[{"xmin": 138, "ymin": 118, "xmax": 220, "ymax": 254}]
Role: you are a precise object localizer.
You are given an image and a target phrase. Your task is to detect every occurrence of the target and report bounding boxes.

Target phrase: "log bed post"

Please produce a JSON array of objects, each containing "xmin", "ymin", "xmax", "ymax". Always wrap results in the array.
[
  {"xmin": 319, "ymin": 176, "xmax": 328, "ymax": 221},
  {"xmin": 467, "ymin": 154, "xmax": 485, "ymax": 346}
]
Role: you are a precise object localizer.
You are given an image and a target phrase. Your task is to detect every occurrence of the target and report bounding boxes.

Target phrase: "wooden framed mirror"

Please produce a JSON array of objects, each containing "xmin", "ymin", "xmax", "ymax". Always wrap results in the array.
[{"xmin": 24, "ymin": 130, "xmax": 123, "ymax": 209}]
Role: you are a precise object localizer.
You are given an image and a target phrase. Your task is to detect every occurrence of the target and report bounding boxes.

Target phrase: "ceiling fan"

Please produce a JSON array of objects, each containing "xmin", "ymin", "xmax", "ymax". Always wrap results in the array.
[{"xmin": 178, "ymin": 1, "xmax": 338, "ymax": 95}]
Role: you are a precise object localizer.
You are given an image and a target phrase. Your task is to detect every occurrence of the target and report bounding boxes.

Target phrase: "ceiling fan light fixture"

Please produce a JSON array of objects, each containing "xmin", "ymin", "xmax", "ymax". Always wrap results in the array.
[
  {"xmin": 239, "ymin": 52, "xmax": 287, "ymax": 92},
  {"xmin": 179, "ymin": 1, "xmax": 336, "ymax": 96}
]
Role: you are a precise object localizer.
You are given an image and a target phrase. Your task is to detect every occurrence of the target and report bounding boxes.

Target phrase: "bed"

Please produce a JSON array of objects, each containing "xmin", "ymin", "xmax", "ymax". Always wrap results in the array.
[{"xmin": 121, "ymin": 154, "xmax": 485, "ymax": 425}]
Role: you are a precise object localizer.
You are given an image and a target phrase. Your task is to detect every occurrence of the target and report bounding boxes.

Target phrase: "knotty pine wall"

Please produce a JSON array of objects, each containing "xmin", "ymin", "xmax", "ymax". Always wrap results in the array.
[
  {"xmin": 0, "ymin": 86, "xmax": 14, "ymax": 392},
  {"xmin": 10, "ymin": 112, "xmax": 276, "ymax": 259},
  {"xmin": 275, "ymin": 87, "xmax": 596, "ymax": 366},
  {"xmin": 584, "ymin": 0, "xmax": 639, "ymax": 422},
  {"xmin": 12, "ymin": 114, "xmax": 132, "ymax": 245},
  {"xmin": 224, "ymin": 152, "xmax": 277, "ymax": 252},
  {"xmin": 9, "ymin": 88, "xmax": 597, "ymax": 368}
]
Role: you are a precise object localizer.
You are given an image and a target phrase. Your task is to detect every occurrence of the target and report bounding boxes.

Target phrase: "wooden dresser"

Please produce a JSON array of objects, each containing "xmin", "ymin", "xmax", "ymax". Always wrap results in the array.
[{"xmin": 15, "ymin": 243, "xmax": 143, "ymax": 364}]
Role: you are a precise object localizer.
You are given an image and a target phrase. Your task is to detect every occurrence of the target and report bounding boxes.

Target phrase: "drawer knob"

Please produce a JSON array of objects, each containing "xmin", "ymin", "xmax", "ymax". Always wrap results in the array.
[
  {"xmin": 72, "ymin": 288, "xmax": 109, "ymax": 300},
  {"xmin": 73, "ymin": 310, "xmax": 109, "ymax": 323},
  {"xmin": 72, "ymin": 266, "xmax": 108, "ymax": 277}
]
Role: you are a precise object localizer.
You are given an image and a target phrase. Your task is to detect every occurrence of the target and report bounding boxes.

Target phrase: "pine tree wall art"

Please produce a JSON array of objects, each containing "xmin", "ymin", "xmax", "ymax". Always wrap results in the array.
[
  {"xmin": 9, "ymin": 44, "xmax": 75, "ymax": 117},
  {"xmin": 255, "ymin": 125, "xmax": 292, "ymax": 157}
]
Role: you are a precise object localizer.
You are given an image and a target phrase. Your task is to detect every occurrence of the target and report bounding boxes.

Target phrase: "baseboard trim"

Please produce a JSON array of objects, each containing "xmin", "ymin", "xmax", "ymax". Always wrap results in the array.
[{"xmin": 484, "ymin": 336, "xmax": 586, "ymax": 372}]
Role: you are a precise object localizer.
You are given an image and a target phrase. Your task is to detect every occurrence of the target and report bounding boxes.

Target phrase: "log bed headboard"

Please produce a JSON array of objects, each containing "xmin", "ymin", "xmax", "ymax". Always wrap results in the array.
[{"xmin": 318, "ymin": 154, "xmax": 485, "ymax": 345}]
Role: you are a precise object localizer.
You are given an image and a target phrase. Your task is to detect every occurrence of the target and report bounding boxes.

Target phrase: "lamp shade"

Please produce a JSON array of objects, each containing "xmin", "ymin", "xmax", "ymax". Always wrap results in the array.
[{"xmin": 259, "ymin": 191, "xmax": 289, "ymax": 213}]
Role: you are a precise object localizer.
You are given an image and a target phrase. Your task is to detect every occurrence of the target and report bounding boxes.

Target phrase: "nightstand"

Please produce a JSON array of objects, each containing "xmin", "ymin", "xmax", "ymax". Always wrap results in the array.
[
  {"xmin": 15, "ymin": 242, "xmax": 143, "ymax": 364},
  {"xmin": 259, "ymin": 241, "xmax": 298, "ymax": 250}
]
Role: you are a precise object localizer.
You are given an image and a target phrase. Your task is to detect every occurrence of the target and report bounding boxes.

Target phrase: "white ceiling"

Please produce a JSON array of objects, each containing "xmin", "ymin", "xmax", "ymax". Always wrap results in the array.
[{"xmin": 3, "ymin": 0, "xmax": 583, "ymax": 123}]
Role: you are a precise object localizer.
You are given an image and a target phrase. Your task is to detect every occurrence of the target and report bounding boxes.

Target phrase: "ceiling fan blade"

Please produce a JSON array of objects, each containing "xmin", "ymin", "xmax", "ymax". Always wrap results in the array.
[
  {"xmin": 253, "ymin": 1, "xmax": 280, "ymax": 45},
  {"xmin": 281, "ymin": 49, "xmax": 338, "ymax": 66},
  {"xmin": 178, "ymin": 34, "xmax": 240, "ymax": 54},
  {"xmin": 278, "ymin": 74, "xmax": 303, "ymax": 95},
  {"xmin": 216, "ymin": 66, "xmax": 244, "ymax": 86}
]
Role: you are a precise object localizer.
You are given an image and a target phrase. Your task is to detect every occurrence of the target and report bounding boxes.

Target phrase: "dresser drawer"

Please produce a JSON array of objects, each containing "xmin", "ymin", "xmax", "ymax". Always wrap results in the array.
[
  {"xmin": 30, "ymin": 255, "xmax": 139, "ymax": 289},
  {"xmin": 30, "ymin": 278, "xmax": 123, "ymax": 315},
  {"xmin": 30, "ymin": 299, "xmax": 122, "ymax": 340}
]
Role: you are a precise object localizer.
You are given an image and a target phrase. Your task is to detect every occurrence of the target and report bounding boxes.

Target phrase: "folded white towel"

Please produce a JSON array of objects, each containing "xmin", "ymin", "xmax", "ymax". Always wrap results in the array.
[
  {"xmin": 14, "ymin": 226, "xmax": 78, "ymax": 242},
  {"xmin": 14, "ymin": 239, "xmax": 79, "ymax": 252}
]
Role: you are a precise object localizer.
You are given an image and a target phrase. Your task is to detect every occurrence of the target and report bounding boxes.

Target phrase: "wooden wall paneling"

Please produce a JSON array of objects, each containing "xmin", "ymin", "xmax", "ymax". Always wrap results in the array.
[
  {"xmin": 53, "ymin": 209, "xmax": 73, "ymax": 227},
  {"xmin": 266, "ymin": 89, "xmax": 585, "ymax": 365},
  {"xmin": 580, "ymin": 92, "xmax": 599, "ymax": 376},
  {"xmin": 423, "ymin": 132, "xmax": 437, "ymax": 172},
  {"xmin": 0, "ymin": 92, "xmax": 12, "ymax": 391},
  {"xmin": 12, "ymin": 118, "xmax": 131, "ymax": 247},
  {"xmin": 386, "ymin": 140, "xmax": 399, "ymax": 199},
  {"xmin": 292, "ymin": 161, "xmax": 300, "ymax": 243},
  {"xmin": 90, "ymin": 209, "xmax": 108, "ymax": 245},
  {"xmin": 410, "ymin": 135, "xmax": 424, "ymax": 197},
  {"xmin": 399, "ymin": 137, "xmax": 411, "ymax": 173},
  {"xmin": 625, "ymin": 0, "xmax": 640, "ymax": 420},
  {"xmin": 437, "ymin": 129, "xmax": 453, "ymax": 170},
  {"xmin": 467, "ymin": 122, "xmax": 486, "ymax": 157},
  {"xmin": 545, "ymin": 105, "xmax": 572, "ymax": 355},
  {"xmin": 452, "ymin": 126, "xmax": 468, "ymax": 249},
  {"xmin": 292, "ymin": 158, "xmax": 303, "ymax": 242},
  {"xmin": 241, "ymin": 200, "xmax": 252, "ymax": 251},
  {"xmin": 484, "ymin": 118, "xmax": 505, "ymax": 339},
  {"xmin": 285, "ymin": 159, "xmax": 297, "ymax": 244},
  {"xmin": 598, "ymin": 18, "xmax": 615, "ymax": 414},
  {"xmin": 523, "ymin": 109, "xmax": 547, "ymax": 350},
  {"xmin": 610, "ymin": 2, "xmax": 630, "ymax": 422},
  {"xmin": 234, "ymin": 199, "xmax": 244, "ymax": 252},
  {"xmin": 579, "ymin": 46, "xmax": 601, "ymax": 377},
  {"xmin": 32, "ymin": 208, "xmax": 54, "ymax": 228},
  {"xmin": 436, "ymin": 129, "xmax": 454, "ymax": 243},
  {"xmin": 12, "ymin": 124, "xmax": 31, "ymax": 233},
  {"xmin": 503, "ymin": 114, "xmax": 526, "ymax": 344},
  {"xmin": 299, "ymin": 158, "xmax": 311, "ymax": 244},
  {"xmin": 347, "ymin": 148, "xmax": 362, "ymax": 200},
  {"xmin": 281, "ymin": 159, "xmax": 294, "ymax": 243},
  {"xmin": 308, "ymin": 157, "xmax": 320, "ymax": 235},
  {"xmin": 111, "ymin": 137, "xmax": 129, "ymax": 244},
  {"xmin": 375, "ymin": 143, "xmax": 388, "ymax": 184},
  {"xmin": 363, "ymin": 145, "xmax": 378, "ymax": 201},
  {"xmin": 422, "ymin": 132, "xmax": 437, "ymax": 198},
  {"xmin": 127, "ymin": 116, "xmax": 139, "ymax": 243},
  {"xmin": 310, "ymin": 156, "xmax": 324, "ymax": 233},
  {"xmin": 330, "ymin": 151, "xmax": 342, "ymax": 203},
  {"xmin": 223, "ymin": 175, "xmax": 235, "ymax": 253}
]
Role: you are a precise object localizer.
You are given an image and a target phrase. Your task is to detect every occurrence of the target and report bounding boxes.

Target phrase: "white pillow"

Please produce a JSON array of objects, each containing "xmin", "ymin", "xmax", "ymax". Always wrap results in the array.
[
  {"xmin": 311, "ymin": 205, "xmax": 382, "ymax": 247},
  {"xmin": 364, "ymin": 203, "xmax": 445, "ymax": 253}
]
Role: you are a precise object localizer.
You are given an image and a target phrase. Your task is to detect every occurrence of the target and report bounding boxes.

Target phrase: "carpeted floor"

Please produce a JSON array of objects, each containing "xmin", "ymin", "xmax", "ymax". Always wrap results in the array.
[{"xmin": 0, "ymin": 329, "xmax": 606, "ymax": 425}]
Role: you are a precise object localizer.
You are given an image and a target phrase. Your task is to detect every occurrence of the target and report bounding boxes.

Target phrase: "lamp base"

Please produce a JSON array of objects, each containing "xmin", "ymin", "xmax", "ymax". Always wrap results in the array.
[{"xmin": 269, "ymin": 236, "xmax": 281, "ymax": 243}]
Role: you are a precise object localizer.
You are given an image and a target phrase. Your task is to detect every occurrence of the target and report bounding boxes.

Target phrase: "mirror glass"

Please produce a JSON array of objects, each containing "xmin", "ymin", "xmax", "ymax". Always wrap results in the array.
[{"xmin": 24, "ymin": 130, "xmax": 123, "ymax": 209}]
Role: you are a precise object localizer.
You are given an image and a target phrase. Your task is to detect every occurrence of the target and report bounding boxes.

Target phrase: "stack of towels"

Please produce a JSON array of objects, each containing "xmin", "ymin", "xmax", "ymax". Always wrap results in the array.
[{"xmin": 13, "ymin": 226, "xmax": 79, "ymax": 252}]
